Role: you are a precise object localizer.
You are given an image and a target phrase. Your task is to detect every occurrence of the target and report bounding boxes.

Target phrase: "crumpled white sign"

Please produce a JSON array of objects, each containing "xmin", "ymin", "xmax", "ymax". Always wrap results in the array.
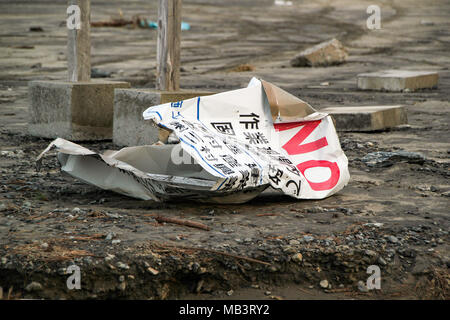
[{"xmin": 143, "ymin": 77, "xmax": 349, "ymax": 200}]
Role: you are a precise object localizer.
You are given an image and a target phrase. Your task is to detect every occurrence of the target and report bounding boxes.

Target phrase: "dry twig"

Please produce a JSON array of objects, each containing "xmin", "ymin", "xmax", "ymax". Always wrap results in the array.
[{"xmin": 155, "ymin": 215, "xmax": 210, "ymax": 231}]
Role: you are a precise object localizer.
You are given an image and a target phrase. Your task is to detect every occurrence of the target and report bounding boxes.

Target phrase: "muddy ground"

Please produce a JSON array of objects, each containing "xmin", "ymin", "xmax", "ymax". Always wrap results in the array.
[{"xmin": 0, "ymin": 0, "xmax": 449, "ymax": 300}]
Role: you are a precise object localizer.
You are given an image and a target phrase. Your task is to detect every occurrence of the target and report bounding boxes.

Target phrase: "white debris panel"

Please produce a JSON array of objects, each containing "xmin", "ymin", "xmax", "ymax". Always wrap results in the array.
[{"xmin": 38, "ymin": 78, "xmax": 349, "ymax": 203}]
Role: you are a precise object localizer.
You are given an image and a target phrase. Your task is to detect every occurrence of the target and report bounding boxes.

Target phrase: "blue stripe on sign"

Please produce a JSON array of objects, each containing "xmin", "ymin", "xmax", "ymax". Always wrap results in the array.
[
  {"xmin": 196, "ymin": 97, "xmax": 201, "ymax": 120},
  {"xmin": 179, "ymin": 137, "xmax": 225, "ymax": 178},
  {"xmin": 145, "ymin": 110, "xmax": 162, "ymax": 120},
  {"xmin": 216, "ymin": 177, "xmax": 228, "ymax": 191}
]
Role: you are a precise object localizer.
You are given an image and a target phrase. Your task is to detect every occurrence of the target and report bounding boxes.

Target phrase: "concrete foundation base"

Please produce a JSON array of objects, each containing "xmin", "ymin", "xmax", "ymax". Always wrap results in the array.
[
  {"xmin": 357, "ymin": 70, "xmax": 438, "ymax": 92},
  {"xmin": 113, "ymin": 89, "xmax": 215, "ymax": 146},
  {"xmin": 28, "ymin": 80, "xmax": 130, "ymax": 140},
  {"xmin": 322, "ymin": 106, "xmax": 408, "ymax": 131}
]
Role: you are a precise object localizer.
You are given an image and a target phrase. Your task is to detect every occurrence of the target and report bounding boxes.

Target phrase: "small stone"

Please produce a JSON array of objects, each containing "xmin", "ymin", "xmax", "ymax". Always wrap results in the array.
[
  {"xmin": 303, "ymin": 235, "xmax": 314, "ymax": 242},
  {"xmin": 112, "ymin": 239, "xmax": 121, "ymax": 245},
  {"xmin": 72, "ymin": 207, "xmax": 81, "ymax": 214},
  {"xmin": 264, "ymin": 291, "xmax": 271, "ymax": 296},
  {"xmin": 1, "ymin": 257, "xmax": 8, "ymax": 264},
  {"xmin": 25, "ymin": 281, "xmax": 43, "ymax": 292},
  {"xmin": 117, "ymin": 262, "xmax": 129, "ymax": 270},
  {"xmin": 387, "ymin": 236, "xmax": 399, "ymax": 244},
  {"xmin": 291, "ymin": 253, "xmax": 303, "ymax": 263},
  {"xmin": 364, "ymin": 250, "xmax": 377, "ymax": 257},
  {"xmin": 289, "ymin": 239, "xmax": 300, "ymax": 245},
  {"xmin": 118, "ymin": 275, "xmax": 125, "ymax": 282},
  {"xmin": 105, "ymin": 232, "xmax": 115, "ymax": 241},
  {"xmin": 319, "ymin": 280, "xmax": 329, "ymax": 289},
  {"xmin": 420, "ymin": 20, "xmax": 434, "ymax": 26},
  {"xmin": 147, "ymin": 267, "xmax": 159, "ymax": 275},
  {"xmin": 104, "ymin": 254, "xmax": 115, "ymax": 262},
  {"xmin": 40, "ymin": 242, "xmax": 49, "ymax": 250},
  {"xmin": 283, "ymin": 246, "xmax": 296, "ymax": 254},
  {"xmin": 357, "ymin": 281, "xmax": 369, "ymax": 293},
  {"xmin": 378, "ymin": 257, "xmax": 387, "ymax": 266},
  {"xmin": 364, "ymin": 222, "xmax": 383, "ymax": 228},
  {"xmin": 226, "ymin": 289, "xmax": 234, "ymax": 296}
]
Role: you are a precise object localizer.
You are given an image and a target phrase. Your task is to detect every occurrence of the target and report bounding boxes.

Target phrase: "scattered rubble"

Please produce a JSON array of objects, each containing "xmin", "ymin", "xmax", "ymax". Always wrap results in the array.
[{"xmin": 361, "ymin": 151, "xmax": 426, "ymax": 167}]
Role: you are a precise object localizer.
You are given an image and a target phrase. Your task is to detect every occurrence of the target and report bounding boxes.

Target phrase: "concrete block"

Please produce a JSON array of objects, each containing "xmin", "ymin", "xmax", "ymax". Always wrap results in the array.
[
  {"xmin": 357, "ymin": 70, "xmax": 438, "ymax": 91},
  {"xmin": 290, "ymin": 38, "xmax": 348, "ymax": 67},
  {"xmin": 113, "ymin": 89, "xmax": 215, "ymax": 146},
  {"xmin": 29, "ymin": 80, "xmax": 130, "ymax": 140},
  {"xmin": 321, "ymin": 106, "xmax": 407, "ymax": 131}
]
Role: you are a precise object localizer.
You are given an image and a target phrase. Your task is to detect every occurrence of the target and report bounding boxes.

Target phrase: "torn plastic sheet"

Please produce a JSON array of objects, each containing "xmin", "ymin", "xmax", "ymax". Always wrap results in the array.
[{"xmin": 38, "ymin": 78, "xmax": 349, "ymax": 203}]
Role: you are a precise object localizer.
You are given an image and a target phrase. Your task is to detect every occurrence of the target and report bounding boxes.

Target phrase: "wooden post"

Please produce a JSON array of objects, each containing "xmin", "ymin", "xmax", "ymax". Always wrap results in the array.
[
  {"xmin": 67, "ymin": 0, "xmax": 91, "ymax": 82},
  {"xmin": 156, "ymin": 0, "xmax": 181, "ymax": 91}
]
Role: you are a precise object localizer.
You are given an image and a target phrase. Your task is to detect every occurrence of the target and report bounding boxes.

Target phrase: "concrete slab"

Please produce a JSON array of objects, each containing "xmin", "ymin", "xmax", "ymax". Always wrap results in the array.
[
  {"xmin": 357, "ymin": 70, "xmax": 438, "ymax": 91},
  {"xmin": 321, "ymin": 105, "xmax": 408, "ymax": 131},
  {"xmin": 113, "ymin": 89, "xmax": 215, "ymax": 146},
  {"xmin": 28, "ymin": 80, "xmax": 130, "ymax": 140}
]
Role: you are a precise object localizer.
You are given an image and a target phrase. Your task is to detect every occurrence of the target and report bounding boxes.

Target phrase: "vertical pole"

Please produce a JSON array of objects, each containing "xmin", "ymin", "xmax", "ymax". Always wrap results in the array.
[
  {"xmin": 156, "ymin": 0, "xmax": 181, "ymax": 91},
  {"xmin": 67, "ymin": 0, "xmax": 91, "ymax": 82}
]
